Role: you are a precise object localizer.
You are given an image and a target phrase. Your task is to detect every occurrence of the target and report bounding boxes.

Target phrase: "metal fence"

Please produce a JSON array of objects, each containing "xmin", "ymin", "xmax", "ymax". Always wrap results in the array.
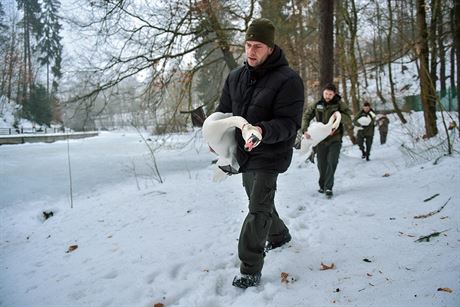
[
  {"xmin": 403, "ymin": 87, "xmax": 458, "ymax": 112},
  {"xmin": 0, "ymin": 127, "xmax": 72, "ymax": 135}
]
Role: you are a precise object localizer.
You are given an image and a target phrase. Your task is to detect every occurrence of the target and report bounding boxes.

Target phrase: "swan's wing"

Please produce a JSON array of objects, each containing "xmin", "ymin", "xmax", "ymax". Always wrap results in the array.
[
  {"xmin": 212, "ymin": 167, "xmax": 229, "ymax": 182},
  {"xmin": 299, "ymin": 138, "xmax": 314, "ymax": 156}
]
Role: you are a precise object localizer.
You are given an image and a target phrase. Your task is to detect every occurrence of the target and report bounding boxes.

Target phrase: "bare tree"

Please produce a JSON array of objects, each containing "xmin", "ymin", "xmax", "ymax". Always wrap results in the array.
[
  {"xmin": 438, "ymin": 3, "xmax": 446, "ymax": 99},
  {"xmin": 386, "ymin": 0, "xmax": 407, "ymax": 123},
  {"xmin": 455, "ymin": 0, "xmax": 460, "ymax": 128},
  {"xmin": 1, "ymin": 10, "xmax": 20, "ymax": 104},
  {"xmin": 416, "ymin": 0, "xmax": 438, "ymax": 138},
  {"xmin": 66, "ymin": 1, "xmax": 255, "ymax": 115},
  {"xmin": 429, "ymin": 0, "xmax": 441, "ymax": 96}
]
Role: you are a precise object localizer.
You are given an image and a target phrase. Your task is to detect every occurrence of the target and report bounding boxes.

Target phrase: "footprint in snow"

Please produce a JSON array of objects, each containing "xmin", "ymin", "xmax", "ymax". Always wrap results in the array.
[
  {"xmin": 169, "ymin": 263, "xmax": 183, "ymax": 279},
  {"xmin": 102, "ymin": 270, "xmax": 118, "ymax": 279},
  {"xmin": 144, "ymin": 271, "xmax": 159, "ymax": 284}
]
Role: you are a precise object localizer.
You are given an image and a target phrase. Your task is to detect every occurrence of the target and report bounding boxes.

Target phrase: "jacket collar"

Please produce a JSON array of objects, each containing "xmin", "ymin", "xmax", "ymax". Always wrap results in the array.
[
  {"xmin": 244, "ymin": 45, "xmax": 288, "ymax": 79},
  {"xmin": 319, "ymin": 94, "xmax": 342, "ymax": 105}
]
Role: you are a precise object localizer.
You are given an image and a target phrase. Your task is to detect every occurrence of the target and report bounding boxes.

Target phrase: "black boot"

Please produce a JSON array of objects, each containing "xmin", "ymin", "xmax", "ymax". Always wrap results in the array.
[
  {"xmin": 232, "ymin": 272, "xmax": 261, "ymax": 288},
  {"xmin": 361, "ymin": 149, "xmax": 366, "ymax": 159},
  {"xmin": 265, "ymin": 231, "xmax": 291, "ymax": 252}
]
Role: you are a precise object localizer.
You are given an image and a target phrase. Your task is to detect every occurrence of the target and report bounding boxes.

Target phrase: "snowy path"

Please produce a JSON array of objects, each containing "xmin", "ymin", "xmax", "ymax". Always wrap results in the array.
[{"xmin": 1, "ymin": 128, "xmax": 459, "ymax": 307}]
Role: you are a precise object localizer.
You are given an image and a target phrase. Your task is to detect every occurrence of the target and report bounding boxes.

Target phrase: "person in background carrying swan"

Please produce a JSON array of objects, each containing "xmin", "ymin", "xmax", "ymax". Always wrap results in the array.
[
  {"xmin": 214, "ymin": 18, "xmax": 304, "ymax": 289},
  {"xmin": 353, "ymin": 102, "xmax": 376, "ymax": 161},
  {"xmin": 376, "ymin": 112, "xmax": 390, "ymax": 145},
  {"xmin": 302, "ymin": 84, "xmax": 352, "ymax": 198}
]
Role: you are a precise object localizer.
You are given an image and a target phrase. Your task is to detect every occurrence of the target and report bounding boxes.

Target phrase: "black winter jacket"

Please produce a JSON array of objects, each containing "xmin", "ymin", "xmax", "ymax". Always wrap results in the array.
[{"xmin": 215, "ymin": 46, "xmax": 304, "ymax": 173}]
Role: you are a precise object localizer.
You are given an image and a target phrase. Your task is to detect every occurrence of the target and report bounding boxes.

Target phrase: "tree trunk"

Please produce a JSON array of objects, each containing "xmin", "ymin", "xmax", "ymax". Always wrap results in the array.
[
  {"xmin": 387, "ymin": 0, "xmax": 407, "ymax": 123},
  {"xmin": 455, "ymin": 0, "xmax": 460, "ymax": 130},
  {"xmin": 438, "ymin": 6, "xmax": 446, "ymax": 99},
  {"xmin": 373, "ymin": 1, "xmax": 386, "ymax": 108},
  {"xmin": 416, "ymin": 0, "xmax": 438, "ymax": 137},
  {"xmin": 429, "ymin": 0, "xmax": 440, "ymax": 97},
  {"xmin": 293, "ymin": 0, "xmax": 308, "ymax": 100},
  {"xmin": 450, "ymin": 8, "xmax": 456, "ymax": 94},
  {"xmin": 6, "ymin": 28, "xmax": 17, "ymax": 103},
  {"xmin": 357, "ymin": 38, "xmax": 368, "ymax": 89},
  {"xmin": 203, "ymin": 0, "xmax": 238, "ymax": 70},
  {"xmin": 352, "ymin": 3, "xmax": 359, "ymax": 112},
  {"xmin": 318, "ymin": 0, "xmax": 334, "ymax": 95},
  {"xmin": 335, "ymin": 10, "xmax": 349, "ymax": 105},
  {"xmin": 21, "ymin": 9, "xmax": 29, "ymax": 106}
]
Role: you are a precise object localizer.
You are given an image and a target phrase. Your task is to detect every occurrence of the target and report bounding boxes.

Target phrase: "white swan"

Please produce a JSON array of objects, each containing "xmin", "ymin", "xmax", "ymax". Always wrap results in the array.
[
  {"xmin": 300, "ymin": 111, "xmax": 342, "ymax": 157},
  {"xmin": 353, "ymin": 112, "xmax": 375, "ymax": 137},
  {"xmin": 202, "ymin": 112, "xmax": 262, "ymax": 181}
]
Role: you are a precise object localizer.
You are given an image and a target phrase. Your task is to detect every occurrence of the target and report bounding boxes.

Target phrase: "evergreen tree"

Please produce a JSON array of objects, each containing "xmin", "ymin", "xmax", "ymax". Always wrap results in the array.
[
  {"xmin": 37, "ymin": 0, "xmax": 63, "ymax": 94},
  {"xmin": 23, "ymin": 83, "xmax": 53, "ymax": 125},
  {"xmin": 16, "ymin": 0, "xmax": 43, "ymax": 103}
]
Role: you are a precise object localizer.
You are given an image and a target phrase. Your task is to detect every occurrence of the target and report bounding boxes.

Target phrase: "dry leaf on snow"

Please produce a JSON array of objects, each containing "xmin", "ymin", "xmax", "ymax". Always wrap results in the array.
[
  {"xmin": 66, "ymin": 245, "xmax": 78, "ymax": 253},
  {"xmin": 280, "ymin": 272, "xmax": 296, "ymax": 283},
  {"xmin": 320, "ymin": 262, "xmax": 335, "ymax": 270},
  {"xmin": 437, "ymin": 288, "xmax": 453, "ymax": 293}
]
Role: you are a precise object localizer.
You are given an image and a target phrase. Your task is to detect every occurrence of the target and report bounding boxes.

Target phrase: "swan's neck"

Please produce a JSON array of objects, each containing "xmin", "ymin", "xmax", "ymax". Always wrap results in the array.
[
  {"xmin": 220, "ymin": 116, "xmax": 248, "ymax": 130},
  {"xmin": 330, "ymin": 112, "xmax": 342, "ymax": 129}
]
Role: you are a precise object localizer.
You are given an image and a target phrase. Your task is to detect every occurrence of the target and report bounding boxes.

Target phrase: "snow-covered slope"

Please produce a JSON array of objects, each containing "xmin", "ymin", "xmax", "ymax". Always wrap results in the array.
[{"xmin": 1, "ymin": 113, "xmax": 459, "ymax": 306}]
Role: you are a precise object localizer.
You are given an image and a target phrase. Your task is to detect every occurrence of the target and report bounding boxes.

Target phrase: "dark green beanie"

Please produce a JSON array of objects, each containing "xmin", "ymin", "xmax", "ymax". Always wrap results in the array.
[{"xmin": 245, "ymin": 18, "xmax": 275, "ymax": 48}]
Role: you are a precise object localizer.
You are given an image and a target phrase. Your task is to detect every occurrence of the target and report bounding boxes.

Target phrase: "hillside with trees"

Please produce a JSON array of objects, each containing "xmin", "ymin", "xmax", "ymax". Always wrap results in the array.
[{"xmin": 0, "ymin": 0, "xmax": 458, "ymax": 138}]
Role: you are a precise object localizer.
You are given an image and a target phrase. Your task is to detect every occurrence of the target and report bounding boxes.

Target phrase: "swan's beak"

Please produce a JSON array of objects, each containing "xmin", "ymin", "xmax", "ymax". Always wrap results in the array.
[{"xmin": 244, "ymin": 134, "xmax": 261, "ymax": 151}]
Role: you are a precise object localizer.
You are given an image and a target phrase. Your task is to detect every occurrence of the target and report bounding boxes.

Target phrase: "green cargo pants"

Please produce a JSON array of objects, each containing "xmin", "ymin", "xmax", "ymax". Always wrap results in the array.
[
  {"xmin": 238, "ymin": 171, "xmax": 289, "ymax": 274},
  {"xmin": 357, "ymin": 130, "xmax": 374, "ymax": 157},
  {"xmin": 316, "ymin": 140, "xmax": 342, "ymax": 190}
]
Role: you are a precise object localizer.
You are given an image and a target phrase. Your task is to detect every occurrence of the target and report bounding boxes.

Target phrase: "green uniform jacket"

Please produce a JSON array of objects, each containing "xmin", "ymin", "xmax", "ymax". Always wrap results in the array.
[
  {"xmin": 301, "ymin": 94, "xmax": 352, "ymax": 144},
  {"xmin": 377, "ymin": 116, "xmax": 389, "ymax": 133},
  {"xmin": 353, "ymin": 109, "xmax": 376, "ymax": 137}
]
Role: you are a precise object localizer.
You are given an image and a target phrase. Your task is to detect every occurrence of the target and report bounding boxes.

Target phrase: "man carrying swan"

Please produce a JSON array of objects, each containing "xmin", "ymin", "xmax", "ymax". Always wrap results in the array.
[
  {"xmin": 302, "ymin": 83, "xmax": 352, "ymax": 198},
  {"xmin": 213, "ymin": 18, "xmax": 304, "ymax": 288},
  {"xmin": 353, "ymin": 101, "xmax": 376, "ymax": 161}
]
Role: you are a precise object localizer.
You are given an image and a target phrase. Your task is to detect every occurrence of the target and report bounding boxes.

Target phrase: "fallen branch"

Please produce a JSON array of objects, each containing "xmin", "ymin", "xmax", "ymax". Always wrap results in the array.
[
  {"xmin": 414, "ymin": 197, "xmax": 451, "ymax": 219},
  {"xmin": 423, "ymin": 193, "xmax": 440, "ymax": 202},
  {"xmin": 415, "ymin": 229, "xmax": 450, "ymax": 242}
]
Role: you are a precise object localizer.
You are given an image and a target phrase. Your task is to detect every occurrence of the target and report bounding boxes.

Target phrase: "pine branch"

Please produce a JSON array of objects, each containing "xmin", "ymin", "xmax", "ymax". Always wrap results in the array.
[{"xmin": 415, "ymin": 229, "xmax": 450, "ymax": 242}]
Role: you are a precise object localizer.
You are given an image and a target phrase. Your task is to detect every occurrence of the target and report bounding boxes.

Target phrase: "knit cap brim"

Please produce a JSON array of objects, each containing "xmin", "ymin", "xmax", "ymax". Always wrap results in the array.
[{"xmin": 245, "ymin": 18, "xmax": 275, "ymax": 48}]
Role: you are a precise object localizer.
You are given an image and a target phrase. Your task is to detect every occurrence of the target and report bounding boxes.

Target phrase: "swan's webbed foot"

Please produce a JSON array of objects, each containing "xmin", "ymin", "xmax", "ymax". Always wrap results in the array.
[{"xmin": 218, "ymin": 165, "xmax": 239, "ymax": 175}]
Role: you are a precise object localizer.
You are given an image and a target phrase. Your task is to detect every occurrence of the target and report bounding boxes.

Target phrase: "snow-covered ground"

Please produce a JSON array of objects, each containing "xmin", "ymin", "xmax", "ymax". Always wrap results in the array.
[{"xmin": 0, "ymin": 113, "xmax": 459, "ymax": 307}]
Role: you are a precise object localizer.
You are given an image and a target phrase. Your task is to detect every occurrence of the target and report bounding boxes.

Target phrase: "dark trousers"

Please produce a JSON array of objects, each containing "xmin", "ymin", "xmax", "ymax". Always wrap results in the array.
[
  {"xmin": 379, "ymin": 131, "xmax": 387, "ymax": 144},
  {"xmin": 238, "ymin": 171, "xmax": 288, "ymax": 274},
  {"xmin": 316, "ymin": 141, "xmax": 342, "ymax": 190},
  {"xmin": 357, "ymin": 131, "xmax": 374, "ymax": 156}
]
